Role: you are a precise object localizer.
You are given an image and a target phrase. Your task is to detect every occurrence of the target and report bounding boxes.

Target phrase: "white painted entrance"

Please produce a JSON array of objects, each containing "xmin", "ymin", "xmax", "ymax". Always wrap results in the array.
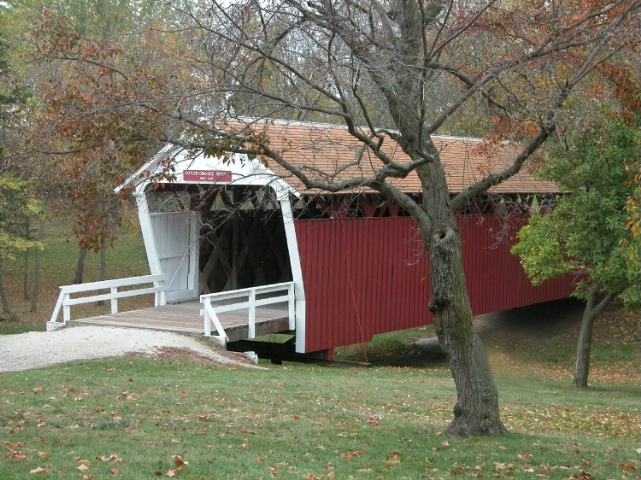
[{"xmin": 150, "ymin": 211, "xmax": 200, "ymax": 302}]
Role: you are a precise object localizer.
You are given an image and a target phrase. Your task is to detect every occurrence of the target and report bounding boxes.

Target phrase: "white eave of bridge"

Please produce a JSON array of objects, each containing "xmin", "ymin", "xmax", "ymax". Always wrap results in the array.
[{"xmin": 116, "ymin": 143, "xmax": 300, "ymax": 199}]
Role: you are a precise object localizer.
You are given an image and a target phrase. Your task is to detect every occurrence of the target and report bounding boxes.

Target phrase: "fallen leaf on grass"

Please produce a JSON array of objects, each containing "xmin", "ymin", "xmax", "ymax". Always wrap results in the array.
[
  {"xmin": 97, "ymin": 452, "xmax": 122, "ymax": 463},
  {"xmin": 339, "ymin": 452, "xmax": 353, "ymax": 462},
  {"xmin": 367, "ymin": 416, "xmax": 380, "ymax": 425},
  {"xmin": 30, "ymin": 467, "xmax": 48, "ymax": 474},
  {"xmin": 569, "ymin": 472, "xmax": 592, "ymax": 479},
  {"xmin": 385, "ymin": 451, "xmax": 400, "ymax": 464},
  {"xmin": 4, "ymin": 442, "xmax": 30, "ymax": 462},
  {"xmin": 173, "ymin": 454, "xmax": 188, "ymax": 468},
  {"xmin": 166, "ymin": 468, "xmax": 176, "ymax": 477}
]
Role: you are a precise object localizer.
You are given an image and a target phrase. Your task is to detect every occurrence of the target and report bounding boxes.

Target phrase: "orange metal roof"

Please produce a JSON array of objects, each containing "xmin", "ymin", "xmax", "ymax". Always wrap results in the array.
[{"xmin": 226, "ymin": 118, "xmax": 558, "ymax": 195}]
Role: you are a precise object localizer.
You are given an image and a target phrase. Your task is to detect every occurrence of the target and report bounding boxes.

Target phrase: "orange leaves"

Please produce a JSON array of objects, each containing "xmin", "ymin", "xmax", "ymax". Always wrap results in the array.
[
  {"xmin": 385, "ymin": 451, "xmax": 401, "ymax": 464},
  {"xmin": 172, "ymin": 454, "xmax": 188, "ymax": 469},
  {"xmin": 152, "ymin": 454, "xmax": 188, "ymax": 477},
  {"xmin": 4, "ymin": 441, "xmax": 31, "ymax": 462},
  {"xmin": 337, "ymin": 450, "xmax": 363, "ymax": 462}
]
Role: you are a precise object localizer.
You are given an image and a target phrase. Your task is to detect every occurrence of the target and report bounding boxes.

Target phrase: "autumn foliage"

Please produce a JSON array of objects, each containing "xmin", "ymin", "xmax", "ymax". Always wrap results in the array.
[{"xmin": 28, "ymin": 9, "xmax": 186, "ymax": 251}]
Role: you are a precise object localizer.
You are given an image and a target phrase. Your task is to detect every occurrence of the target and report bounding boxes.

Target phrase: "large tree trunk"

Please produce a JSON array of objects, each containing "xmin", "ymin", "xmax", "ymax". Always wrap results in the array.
[
  {"xmin": 415, "ymin": 159, "xmax": 507, "ymax": 436},
  {"xmin": 353, "ymin": 0, "xmax": 506, "ymax": 435},
  {"xmin": 427, "ymin": 225, "xmax": 507, "ymax": 436}
]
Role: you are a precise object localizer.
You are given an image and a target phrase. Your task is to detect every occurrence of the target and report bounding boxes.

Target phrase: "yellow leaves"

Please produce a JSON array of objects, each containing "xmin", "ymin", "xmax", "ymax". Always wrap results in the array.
[
  {"xmin": 96, "ymin": 452, "xmax": 122, "ymax": 463},
  {"xmin": 29, "ymin": 467, "xmax": 48, "ymax": 474}
]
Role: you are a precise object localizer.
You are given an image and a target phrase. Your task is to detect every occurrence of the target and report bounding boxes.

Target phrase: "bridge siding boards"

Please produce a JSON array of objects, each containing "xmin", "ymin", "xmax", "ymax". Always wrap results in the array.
[{"xmin": 295, "ymin": 214, "xmax": 575, "ymax": 353}]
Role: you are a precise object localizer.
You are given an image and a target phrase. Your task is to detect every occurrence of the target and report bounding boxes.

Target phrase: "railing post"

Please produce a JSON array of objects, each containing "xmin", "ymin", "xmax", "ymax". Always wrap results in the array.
[
  {"xmin": 203, "ymin": 299, "xmax": 212, "ymax": 336},
  {"xmin": 63, "ymin": 293, "xmax": 71, "ymax": 322},
  {"xmin": 110, "ymin": 287, "xmax": 118, "ymax": 314},
  {"xmin": 288, "ymin": 283, "xmax": 295, "ymax": 330},
  {"xmin": 248, "ymin": 288, "xmax": 256, "ymax": 339}
]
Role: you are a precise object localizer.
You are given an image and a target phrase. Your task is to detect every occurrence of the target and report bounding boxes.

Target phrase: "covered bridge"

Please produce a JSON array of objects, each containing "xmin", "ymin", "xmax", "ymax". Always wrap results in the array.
[{"xmin": 50, "ymin": 118, "xmax": 575, "ymax": 360}]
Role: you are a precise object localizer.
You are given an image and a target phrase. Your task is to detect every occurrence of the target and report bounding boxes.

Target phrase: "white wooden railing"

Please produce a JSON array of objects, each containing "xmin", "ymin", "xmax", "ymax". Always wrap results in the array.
[
  {"xmin": 47, "ymin": 274, "xmax": 167, "ymax": 331},
  {"xmin": 201, "ymin": 281, "xmax": 296, "ymax": 345}
]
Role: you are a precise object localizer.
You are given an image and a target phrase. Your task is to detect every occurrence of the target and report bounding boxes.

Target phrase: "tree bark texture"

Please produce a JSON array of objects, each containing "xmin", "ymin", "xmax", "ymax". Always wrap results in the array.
[
  {"xmin": 428, "ymin": 226, "xmax": 507, "ymax": 436},
  {"xmin": 72, "ymin": 248, "xmax": 86, "ymax": 284},
  {"xmin": 574, "ymin": 304, "xmax": 596, "ymax": 387}
]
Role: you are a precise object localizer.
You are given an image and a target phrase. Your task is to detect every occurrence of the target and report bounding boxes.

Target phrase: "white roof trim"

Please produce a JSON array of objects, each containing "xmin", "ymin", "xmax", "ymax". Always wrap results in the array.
[{"xmin": 116, "ymin": 143, "xmax": 299, "ymax": 199}]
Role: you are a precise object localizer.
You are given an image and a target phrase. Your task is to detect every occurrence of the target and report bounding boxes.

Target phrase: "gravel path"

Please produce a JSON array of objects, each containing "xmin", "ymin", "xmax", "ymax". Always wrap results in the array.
[{"xmin": 0, "ymin": 325, "xmax": 252, "ymax": 373}]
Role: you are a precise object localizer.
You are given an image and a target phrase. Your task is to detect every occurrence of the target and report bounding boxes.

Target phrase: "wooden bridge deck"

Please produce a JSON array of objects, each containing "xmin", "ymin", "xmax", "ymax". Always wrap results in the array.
[{"xmin": 67, "ymin": 301, "xmax": 291, "ymax": 342}]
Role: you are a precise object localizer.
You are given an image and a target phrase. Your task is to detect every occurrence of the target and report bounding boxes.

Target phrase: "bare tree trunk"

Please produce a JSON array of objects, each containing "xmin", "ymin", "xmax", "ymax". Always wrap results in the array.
[
  {"xmin": 72, "ymin": 248, "xmax": 86, "ymax": 284},
  {"xmin": 23, "ymin": 248, "xmax": 30, "ymax": 300},
  {"xmin": 0, "ymin": 261, "xmax": 10, "ymax": 313},
  {"xmin": 97, "ymin": 245, "xmax": 106, "ymax": 306},
  {"xmin": 574, "ymin": 286, "xmax": 619, "ymax": 387},
  {"xmin": 31, "ymin": 219, "xmax": 45, "ymax": 312},
  {"xmin": 23, "ymin": 217, "xmax": 31, "ymax": 299}
]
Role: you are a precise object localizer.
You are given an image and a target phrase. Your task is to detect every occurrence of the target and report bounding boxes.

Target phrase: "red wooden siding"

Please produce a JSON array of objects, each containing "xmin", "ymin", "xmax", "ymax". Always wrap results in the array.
[
  {"xmin": 458, "ymin": 215, "xmax": 575, "ymax": 314},
  {"xmin": 295, "ymin": 215, "xmax": 575, "ymax": 353}
]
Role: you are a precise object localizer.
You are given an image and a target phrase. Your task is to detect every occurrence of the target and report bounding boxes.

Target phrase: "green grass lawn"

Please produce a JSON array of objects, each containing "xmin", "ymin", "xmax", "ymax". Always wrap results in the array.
[
  {"xmin": 0, "ymin": 357, "xmax": 638, "ymax": 479},
  {"xmin": 0, "ymin": 218, "xmax": 639, "ymax": 479}
]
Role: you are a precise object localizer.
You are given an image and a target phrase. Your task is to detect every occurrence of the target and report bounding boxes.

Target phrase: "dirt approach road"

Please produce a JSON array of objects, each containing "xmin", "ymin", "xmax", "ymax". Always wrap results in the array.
[{"xmin": 0, "ymin": 325, "xmax": 256, "ymax": 373}]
